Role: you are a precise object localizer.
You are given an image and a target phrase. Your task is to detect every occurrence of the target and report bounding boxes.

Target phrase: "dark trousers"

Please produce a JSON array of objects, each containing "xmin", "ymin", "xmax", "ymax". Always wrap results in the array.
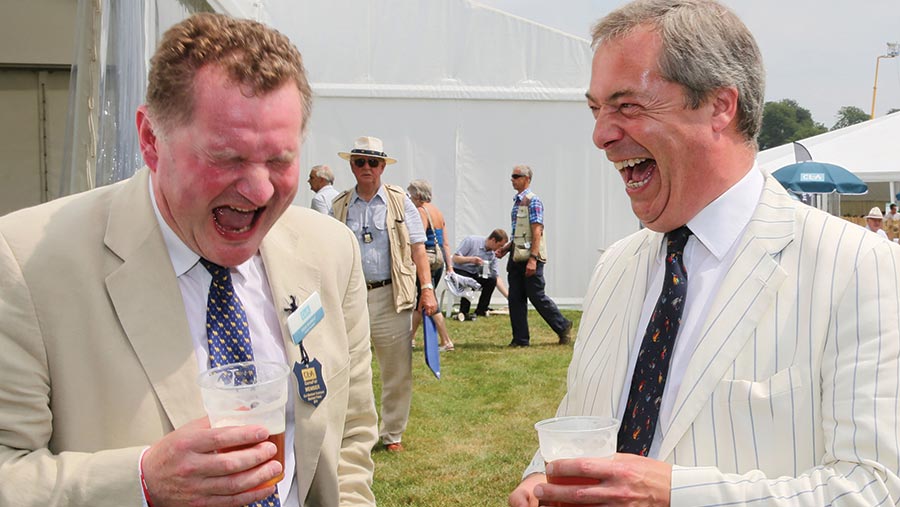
[
  {"xmin": 454, "ymin": 269, "xmax": 496, "ymax": 316},
  {"xmin": 507, "ymin": 259, "xmax": 568, "ymax": 345}
]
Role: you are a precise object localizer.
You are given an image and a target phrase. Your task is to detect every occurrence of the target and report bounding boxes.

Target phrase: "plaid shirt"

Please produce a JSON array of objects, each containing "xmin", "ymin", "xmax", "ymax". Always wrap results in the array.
[{"xmin": 510, "ymin": 189, "xmax": 544, "ymax": 238}]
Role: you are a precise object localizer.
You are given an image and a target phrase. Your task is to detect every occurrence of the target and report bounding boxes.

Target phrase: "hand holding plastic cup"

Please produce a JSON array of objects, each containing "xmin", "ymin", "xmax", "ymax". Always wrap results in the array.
[
  {"xmin": 535, "ymin": 416, "xmax": 619, "ymax": 507},
  {"xmin": 197, "ymin": 360, "xmax": 290, "ymax": 490}
]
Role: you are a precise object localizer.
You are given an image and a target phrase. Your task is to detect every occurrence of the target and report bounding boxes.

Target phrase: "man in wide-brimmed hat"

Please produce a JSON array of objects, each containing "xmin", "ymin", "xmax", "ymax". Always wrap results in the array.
[
  {"xmin": 332, "ymin": 136, "xmax": 437, "ymax": 453},
  {"xmin": 865, "ymin": 206, "xmax": 889, "ymax": 240}
]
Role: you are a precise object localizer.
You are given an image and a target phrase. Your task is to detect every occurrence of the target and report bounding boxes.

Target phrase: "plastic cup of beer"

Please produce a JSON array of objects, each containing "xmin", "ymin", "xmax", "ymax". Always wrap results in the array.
[
  {"xmin": 535, "ymin": 416, "xmax": 619, "ymax": 507},
  {"xmin": 198, "ymin": 360, "xmax": 290, "ymax": 490}
]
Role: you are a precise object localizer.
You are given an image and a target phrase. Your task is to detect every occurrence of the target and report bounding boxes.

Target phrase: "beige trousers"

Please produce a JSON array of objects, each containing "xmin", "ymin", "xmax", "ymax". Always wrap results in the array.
[{"xmin": 367, "ymin": 285, "xmax": 413, "ymax": 444}]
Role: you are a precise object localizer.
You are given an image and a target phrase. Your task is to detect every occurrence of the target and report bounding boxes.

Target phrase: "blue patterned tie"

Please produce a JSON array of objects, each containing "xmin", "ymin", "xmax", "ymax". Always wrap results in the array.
[
  {"xmin": 200, "ymin": 259, "xmax": 281, "ymax": 507},
  {"xmin": 617, "ymin": 226, "xmax": 692, "ymax": 456}
]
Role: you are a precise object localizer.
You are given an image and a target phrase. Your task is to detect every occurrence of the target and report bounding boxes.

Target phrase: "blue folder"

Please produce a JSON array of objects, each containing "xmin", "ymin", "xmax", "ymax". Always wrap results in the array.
[{"xmin": 422, "ymin": 311, "xmax": 441, "ymax": 379}]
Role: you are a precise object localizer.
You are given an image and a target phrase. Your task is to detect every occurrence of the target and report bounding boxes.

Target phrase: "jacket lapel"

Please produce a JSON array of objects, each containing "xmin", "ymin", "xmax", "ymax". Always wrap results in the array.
[
  {"xmin": 657, "ymin": 175, "xmax": 795, "ymax": 460},
  {"xmin": 569, "ymin": 230, "xmax": 657, "ymax": 417},
  {"xmin": 104, "ymin": 169, "xmax": 204, "ymax": 429},
  {"xmin": 259, "ymin": 215, "xmax": 325, "ymax": 502}
]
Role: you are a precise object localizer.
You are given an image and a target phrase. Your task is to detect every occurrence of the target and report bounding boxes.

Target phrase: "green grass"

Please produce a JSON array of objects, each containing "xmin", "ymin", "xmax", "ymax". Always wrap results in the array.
[{"xmin": 370, "ymin": 309, "xmax": 581, "ymax": 506}]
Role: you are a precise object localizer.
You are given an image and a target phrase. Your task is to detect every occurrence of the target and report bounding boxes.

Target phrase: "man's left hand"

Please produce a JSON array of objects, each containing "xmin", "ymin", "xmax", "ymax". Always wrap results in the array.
[
  {"xmin": 534, "ymin": 454, "xmax": 671, "ymax": 506},
  {"xmin": 419, "ymin": 287, "xmax": 438, "ymax": 315}
]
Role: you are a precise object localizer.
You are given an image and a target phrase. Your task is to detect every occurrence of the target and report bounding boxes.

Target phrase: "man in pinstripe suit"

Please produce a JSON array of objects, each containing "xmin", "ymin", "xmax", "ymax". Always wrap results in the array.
[{"xmin": 510, "ymin": 1, "xmax": 900, "ymax": 506}]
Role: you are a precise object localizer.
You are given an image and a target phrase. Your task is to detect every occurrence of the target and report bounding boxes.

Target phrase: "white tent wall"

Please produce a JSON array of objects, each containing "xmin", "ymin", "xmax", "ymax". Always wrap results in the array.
[
  {"xmin": 259, "ymin": 0, "xmax": 637, "ymax": 307},
  {"xmin": 301, "ymin": 96, "xmax": 632, "ymax": 306}
]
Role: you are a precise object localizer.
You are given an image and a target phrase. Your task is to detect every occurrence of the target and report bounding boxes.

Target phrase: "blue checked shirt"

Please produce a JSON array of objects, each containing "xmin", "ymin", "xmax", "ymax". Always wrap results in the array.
[{"xmin": 510, "ymin": 189, "xmax": 544, "ymax": 238}]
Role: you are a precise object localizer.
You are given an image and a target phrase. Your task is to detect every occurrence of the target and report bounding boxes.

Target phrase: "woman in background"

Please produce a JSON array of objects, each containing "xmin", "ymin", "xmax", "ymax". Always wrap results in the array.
[{"xmin": 408, "ymin": 179, "xmax": 455, "ymax": 351}]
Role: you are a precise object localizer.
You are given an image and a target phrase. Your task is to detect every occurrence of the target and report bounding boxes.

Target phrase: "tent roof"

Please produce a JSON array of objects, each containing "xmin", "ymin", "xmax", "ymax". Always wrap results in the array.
[
  {"xmin": 757, "ymin": 113, "xmax": 900, "ymax": 182},
  {"xmin": 266, "ymin": 0, "xmax": 592, "ymax": 102}
]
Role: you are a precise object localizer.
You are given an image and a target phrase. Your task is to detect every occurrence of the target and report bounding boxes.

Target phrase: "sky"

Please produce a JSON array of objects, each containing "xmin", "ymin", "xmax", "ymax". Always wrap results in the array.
[{"xmin": 476, "ymin": 0, "xmax": 900, "ymax": 128}]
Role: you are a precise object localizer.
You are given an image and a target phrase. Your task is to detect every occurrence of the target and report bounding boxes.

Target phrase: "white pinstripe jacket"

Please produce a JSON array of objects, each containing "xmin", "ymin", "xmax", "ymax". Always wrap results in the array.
[{"xmin": 527, "ymin": 175, "xmax": 900, "ymax": 506}]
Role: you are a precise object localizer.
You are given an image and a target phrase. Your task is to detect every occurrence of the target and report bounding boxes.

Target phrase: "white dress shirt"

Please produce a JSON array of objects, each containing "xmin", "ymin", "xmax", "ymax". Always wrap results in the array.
[
  {"xmin": 617, "ymin": 166, "xmax": 764, "ymax": 458},
  {"xmin": 311, "ymin": 184, "xmax": 339, "ymax": 215},
  {"xmin": 148, "ymin": 184, "xmax": 299, "ymax": 507},
  {"xmin": 865, "ymin": 224, "xmax": 890, "ymax": 240}
]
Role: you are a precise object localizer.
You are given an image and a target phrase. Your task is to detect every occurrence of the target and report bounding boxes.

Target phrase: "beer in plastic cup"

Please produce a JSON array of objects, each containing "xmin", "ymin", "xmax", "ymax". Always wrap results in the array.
[
  {"xmin": 534, "ymin": 416, "xmax": 619, "ymax": 507},
  {"xmin": 198, "ymin": 360, "xmax": 290, "ymax": 490}
]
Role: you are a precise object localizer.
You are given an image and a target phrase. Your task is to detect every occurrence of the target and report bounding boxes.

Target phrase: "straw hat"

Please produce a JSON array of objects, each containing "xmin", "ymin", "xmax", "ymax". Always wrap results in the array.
[
  {"xmin": 338, "ymin": 136, "xmax": 397, "ymax": 165},
  {"xmin": 865, "ymin": 207, "xmax": 884, "ymax": 220}
]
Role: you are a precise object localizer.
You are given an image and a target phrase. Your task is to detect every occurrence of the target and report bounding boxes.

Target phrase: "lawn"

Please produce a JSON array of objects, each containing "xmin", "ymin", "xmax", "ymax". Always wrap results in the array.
[{"xmin": 370, "ymin": 309, "xmax": 581, "ymax": 506}]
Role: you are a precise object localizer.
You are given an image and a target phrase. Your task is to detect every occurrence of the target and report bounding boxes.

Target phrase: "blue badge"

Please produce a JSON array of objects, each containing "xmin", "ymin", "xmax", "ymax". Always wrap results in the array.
[
  {"xmin": 286, "ymin": 292, "xmax": 324, "ymax": 345},
  {"xmin": 294, "ymin": 359, "xmax": 326, "ymax": 407}
]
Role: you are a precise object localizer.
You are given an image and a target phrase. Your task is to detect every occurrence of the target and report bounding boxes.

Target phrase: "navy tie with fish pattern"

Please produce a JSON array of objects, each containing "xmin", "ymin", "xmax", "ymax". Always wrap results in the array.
[{"xmin": 616, "ymin": 226, "xmax": 692, "ymax": 456}]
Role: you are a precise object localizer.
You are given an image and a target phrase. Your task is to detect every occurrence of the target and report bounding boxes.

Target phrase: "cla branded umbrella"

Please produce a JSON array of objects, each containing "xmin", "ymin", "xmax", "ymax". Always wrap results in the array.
[{"xmin": 772, "ymin": 161, "xmax": 868, "ymax": 195}]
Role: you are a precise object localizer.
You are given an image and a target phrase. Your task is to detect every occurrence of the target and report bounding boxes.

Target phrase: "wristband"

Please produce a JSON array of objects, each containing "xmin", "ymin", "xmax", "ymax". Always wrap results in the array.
[
  {"xmin": 140, "ymin": 450, "xmax": 154, "ymax": 507},
  {"xmin": 529, "ymin": 253, "xmax": 539, "ymax": 260},
  {"xmin": 421, "ymin": 283, "xmax": 434, "ymax": 290}
]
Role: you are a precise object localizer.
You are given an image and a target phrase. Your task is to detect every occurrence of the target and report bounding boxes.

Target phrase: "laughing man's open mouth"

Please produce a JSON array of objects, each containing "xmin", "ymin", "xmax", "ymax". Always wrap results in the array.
[
  {"xmin": 614, "ymin": 158, "xmax": 656, "ymax": 191},
  {"xmin": 213, "ymin": 205, "xmax": 263, "ymax": 234}
]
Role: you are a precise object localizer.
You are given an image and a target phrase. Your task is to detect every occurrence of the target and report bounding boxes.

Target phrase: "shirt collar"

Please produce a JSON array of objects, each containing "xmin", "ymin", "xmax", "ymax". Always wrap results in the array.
[
  {"xmin": 513, "ymin": 188, "xmax": 531, "ymax": 202},
  {"xmin": 149, "ymin": 180, "xmax": 255, "ymax": 279},
  {"xmin": 351, "ymin": 185, "xmax": 387, "ymax": 205},
  {"xmin": 683, "ymin": 164, "xmax": 764, "ymax": 261}
]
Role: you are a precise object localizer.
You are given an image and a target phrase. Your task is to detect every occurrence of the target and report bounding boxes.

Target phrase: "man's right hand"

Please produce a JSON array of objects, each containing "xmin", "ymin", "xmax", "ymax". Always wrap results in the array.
[
  {"xmin": 508, "ymin": 472, "xmax": 546, "ymax": 507},
  {"xmin": 141, "ymin": 417, "xmax": 282, "ymax": 507},
  {"xmin": 496, "ymin": 243, "xmax": 510, "ymax": 259}
]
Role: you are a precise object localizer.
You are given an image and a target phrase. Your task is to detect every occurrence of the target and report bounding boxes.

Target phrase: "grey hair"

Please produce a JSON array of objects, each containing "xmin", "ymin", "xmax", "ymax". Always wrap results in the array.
[
  {"xmin": 407, "ymin": 179, "xmax": 433, "ymax": 202},
  {"xmin": 512, "ymin": 164, "xmax": 533, "ymax": 179},
  {"xmin": 311, "ymin": 164, "xmax": 334, "ymax": 183},
  {"xmin": 591, "ymin": 0, "xmax": 765, "ymax": 144}
]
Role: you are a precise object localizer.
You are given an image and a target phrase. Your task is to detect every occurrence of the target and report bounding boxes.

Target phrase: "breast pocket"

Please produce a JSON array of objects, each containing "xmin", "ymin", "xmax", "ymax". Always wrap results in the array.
[
  {"xmin": 372, "ymin": 206, "xmax": 387, "ymax": 232},
  {"xmin": 711, "ymin": 365, "xmax": 805, "ymax": 475}
]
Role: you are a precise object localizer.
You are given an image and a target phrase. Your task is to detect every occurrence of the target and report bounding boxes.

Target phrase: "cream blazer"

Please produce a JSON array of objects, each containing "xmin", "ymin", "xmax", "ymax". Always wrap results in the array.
[
  {"xmin": 0, "ymin": 169, "xmax": 377, "ymax": 506},
  {"xmin": 528, "ymin": 175, "xmax": 900, "ymax": 505}
]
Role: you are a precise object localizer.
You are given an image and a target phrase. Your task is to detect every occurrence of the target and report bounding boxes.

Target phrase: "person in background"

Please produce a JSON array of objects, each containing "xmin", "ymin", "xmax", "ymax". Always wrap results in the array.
[
  {"xmin": 452, "ymin": 229, "xmax": 509, "ymax": 321},
  {"xmin": 884, "ymin": 202, "xmax": 898, "ymax": 221},
  {"xmin": 509, "ymin": 1, "xmax": 900, "ymax": 505},
  {"xmin": 864, "ymin": 206, "xmax": 890, "ymax": 240},
  {"xmin": 308, "ymin": 164, "xmax": 339, "ymax": 214},
  {"xmin": 332, "ymin": 136, "xmax": 438, "ymax": 453},
  {"xmin": 495, "ymin": 165, "xmax": 573, "ymax": 347},
  {"xmin": 407, "ymin": 179, "xmax": 455, "ymax": 351},
  {"xmin": 0, "ymin": 13, "xmax": 377, "ymax": 507}
]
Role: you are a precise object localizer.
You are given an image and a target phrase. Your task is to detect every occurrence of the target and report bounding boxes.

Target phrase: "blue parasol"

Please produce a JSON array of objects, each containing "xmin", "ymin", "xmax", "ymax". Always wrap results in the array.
[{"xmin": 772, "ymin": 161, "xmax": 867, "ymax": 195}]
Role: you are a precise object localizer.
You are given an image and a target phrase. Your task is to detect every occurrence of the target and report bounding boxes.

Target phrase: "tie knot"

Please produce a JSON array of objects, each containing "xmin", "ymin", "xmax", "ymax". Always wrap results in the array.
[
  {"xmin": 665, "ymin": 226, "xmax": 692, "ymax": 255},
  {"xmin": 199, "ymin": 258, "xmax": 227, "ymax": 277}
]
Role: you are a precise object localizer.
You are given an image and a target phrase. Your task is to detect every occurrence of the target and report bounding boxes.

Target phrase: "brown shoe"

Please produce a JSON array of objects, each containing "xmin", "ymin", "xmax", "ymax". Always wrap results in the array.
[
  {"xmin": 385, "ymin": 442, "xmax": 404, "ymax": 452},
  {"xmin": 557, "ymin": 320, "xmax": 573, "ymax": 345}
]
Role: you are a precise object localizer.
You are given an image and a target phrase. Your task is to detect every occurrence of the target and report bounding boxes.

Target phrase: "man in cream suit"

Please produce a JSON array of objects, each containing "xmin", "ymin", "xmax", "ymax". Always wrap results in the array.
[
  {"xmin": 0, "ymin": 13, "xmax": 377, "ymax": 507},
  {"xmin": 510, "ymin": 1, "xmax": 900, "ymax": 506}
]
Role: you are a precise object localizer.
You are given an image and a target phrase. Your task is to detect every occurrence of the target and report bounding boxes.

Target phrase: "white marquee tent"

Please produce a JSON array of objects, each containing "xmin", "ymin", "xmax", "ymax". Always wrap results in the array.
[
  {"xmin": 260, "ymin": 0, "xmax": 637, "ymax": 306},
  {"xmin": 757, "ymin": 112, "xmax": 900, "ymax": 201}
]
